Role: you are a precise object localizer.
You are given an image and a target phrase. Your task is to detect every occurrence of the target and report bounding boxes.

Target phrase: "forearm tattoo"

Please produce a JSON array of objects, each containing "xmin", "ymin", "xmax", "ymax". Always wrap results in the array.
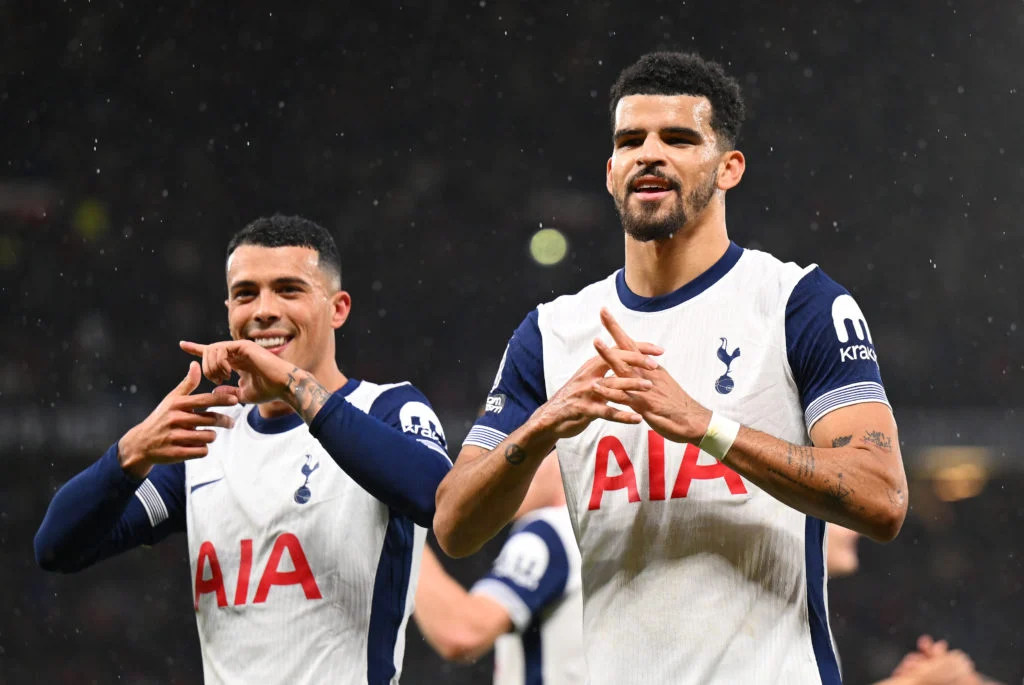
[
  {"xmin": 769, "ymin": 441, "xmax": 864, "ymax": 513},
  {"xmin": 504, "ymin": 443, "xmax": 527, "ymax": 465},
  {"xmin": 285, "ymin": 367, "xmax": 333, "ymax": 424},
  {"xmin": 824, "ymin": 472, "xmax": 853, "ymax": 508},
  {"xmin": 786, "ymin": 443, "xmax": 816, "ymax": 479}
]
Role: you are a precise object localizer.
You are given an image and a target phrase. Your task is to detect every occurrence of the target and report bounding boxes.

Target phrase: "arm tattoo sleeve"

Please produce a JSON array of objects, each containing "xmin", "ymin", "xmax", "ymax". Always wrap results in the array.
[{"xmin": 285, "ymin": 367, "xmax": 334, "ymax": 424}]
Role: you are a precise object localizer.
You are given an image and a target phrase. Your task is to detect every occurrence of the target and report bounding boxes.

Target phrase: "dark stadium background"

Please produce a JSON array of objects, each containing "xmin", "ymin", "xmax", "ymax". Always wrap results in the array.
[{"xmin": 2, "ymin": 1, "xmax": 1021, "ymax": 683}]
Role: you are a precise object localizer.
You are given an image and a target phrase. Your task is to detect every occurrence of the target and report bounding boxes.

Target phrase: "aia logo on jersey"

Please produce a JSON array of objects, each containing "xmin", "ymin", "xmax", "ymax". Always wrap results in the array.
[
  {"xmin": 400, "ymin": 401, "xmax": 446, "ymax": 445},
  {"xmin": 194, "ymin": 533, "xmax": 322, "ymax": 611},
  {"xmin": 832, "ymin": 294, "xmax": 878, "ymax": 363},
  {"xmin": 294, "ymin": 454, "xmax": 320, "ymax": 505},
  {"xmin": 589, "ymin": 431, "xmax": 747, "ymax": 510},
  {"xmin": 714, "ymin": 338, "xmax": 741, "ymax": 394}
]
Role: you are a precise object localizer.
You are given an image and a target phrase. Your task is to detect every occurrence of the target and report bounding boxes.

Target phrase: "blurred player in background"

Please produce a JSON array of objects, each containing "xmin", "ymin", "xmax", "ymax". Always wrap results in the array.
[
  {"xmin": 35, "ymin": 215, "xmax": 452, "ymax": 684},
  {"xmin": 434, "ymin": 51, "xmax": 908, "ymax": 685},
  {"xmin": 415, "ymin": 452, "xmax": 583, "ymax": 684},
  {"xmin": 826, "ymin": 524, "xmax": 994, "ymax": 685}
]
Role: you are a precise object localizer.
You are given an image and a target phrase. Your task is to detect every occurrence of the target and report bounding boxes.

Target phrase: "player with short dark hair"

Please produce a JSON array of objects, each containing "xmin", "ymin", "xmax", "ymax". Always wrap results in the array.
[
  {"xmin": 35, "ymin": 214, "xmax": 452, "ymax": 684},
  {"xmin": 435, "ymin": 52, "xmax": 908, "ymax": 685}
]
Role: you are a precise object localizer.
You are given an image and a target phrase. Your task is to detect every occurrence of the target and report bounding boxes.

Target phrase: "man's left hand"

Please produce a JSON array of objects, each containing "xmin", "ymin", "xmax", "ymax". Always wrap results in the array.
[
  {"xmin": 590, "ymin": 307, "xmax": 711, "ymax": 445},
  {"xmin": 180, "ymin": 339, "xmax": 292, "ymax": 404}
]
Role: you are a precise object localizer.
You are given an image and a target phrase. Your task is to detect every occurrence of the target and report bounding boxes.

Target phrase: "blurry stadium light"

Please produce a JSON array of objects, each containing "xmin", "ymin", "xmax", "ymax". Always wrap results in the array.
[
  {"xmin": 0, "ymin": 235, "xmax": 20, "ymax": 269},
  {"xmin": 920, "ymin": 446, "xmax": 991, "ymax": 502},
  {"xmin": 72, "ymin": 198, "xmax": 110, "ymax": 241},
  {"xmin": 530, "ymin": 227, "xmax": 568, "ymax": 266}
]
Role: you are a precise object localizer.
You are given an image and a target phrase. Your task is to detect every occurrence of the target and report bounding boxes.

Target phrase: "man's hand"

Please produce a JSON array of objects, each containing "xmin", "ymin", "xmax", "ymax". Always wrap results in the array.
[
  {"xmin": 529, "ymin": 344, "xmax": 662, "ymax": 444},
  {"xmin": 118, "ymin": 362, "xmax": 238, "ymax": 479},
  {"xmin": 590, "ymin": 307, "xmax": 711, "ymax": 445},
  {"xmin": 883, "ymin": 635, "xmax": 982, "ymax": 685},
  {"xmin": 179, "ymin": 339, "xmax": 293, "ymax": 404}
]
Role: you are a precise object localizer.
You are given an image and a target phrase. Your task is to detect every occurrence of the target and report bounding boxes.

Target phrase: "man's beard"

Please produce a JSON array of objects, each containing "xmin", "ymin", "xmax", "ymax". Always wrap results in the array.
[{"xmin": 616, "ymin": 170, "xmax": 718, "ymax": 242}]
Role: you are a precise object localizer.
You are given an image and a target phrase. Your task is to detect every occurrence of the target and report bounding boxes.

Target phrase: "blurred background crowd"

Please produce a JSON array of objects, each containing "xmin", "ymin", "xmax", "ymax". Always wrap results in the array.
[{"xmin": 1, "ymin": 1, "xmax": 1021, "ymax": 683}]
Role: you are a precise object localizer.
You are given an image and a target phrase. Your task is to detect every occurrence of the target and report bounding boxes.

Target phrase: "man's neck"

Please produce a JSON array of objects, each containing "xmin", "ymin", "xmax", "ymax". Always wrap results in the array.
[
  {"xmin": 258, "ymin": 363, "xmax": 348, "ymax": 419},
  {"xmin": 622, "ymin": 211, "xmax": 731, "ymax": 298}
]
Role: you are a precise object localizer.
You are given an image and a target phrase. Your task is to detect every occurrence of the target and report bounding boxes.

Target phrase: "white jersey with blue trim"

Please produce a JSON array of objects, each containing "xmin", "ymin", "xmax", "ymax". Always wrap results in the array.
[
  {"xmin": 471, "ymin": 506, "xmax": 584, "ymax": 685},
  {"xmin": 134, "ymin": 378, "xmax": 447, "ymax": 685},
  {"xmin": 464, "ymin": 243, "xmax": 890, "ymax": 685}
]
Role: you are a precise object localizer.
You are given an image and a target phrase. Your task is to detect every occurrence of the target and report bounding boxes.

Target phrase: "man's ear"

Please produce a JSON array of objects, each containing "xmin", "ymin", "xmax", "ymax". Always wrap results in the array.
[
  {"xmin": 716, "ymin": 149, "xmax": 745, "ymax": 191},
  {"xmin": 331, "ymin": 290, "xmax": 352, "ymax": 329}
]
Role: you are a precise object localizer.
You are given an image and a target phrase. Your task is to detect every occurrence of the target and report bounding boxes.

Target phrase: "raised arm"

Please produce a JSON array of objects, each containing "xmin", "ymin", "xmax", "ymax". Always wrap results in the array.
[
  {"xmin": 180, "ymin": 339, "xmax": 452, "ymax": 527},
  {"xmin": 303, "ymin": 379, "xmax": 452, "ymax": 527},
  {"xmin": 35, "ymin": 448, "xmax": 185, "ymax": 572},
  {"xmin": 432, "ymin": 311, "xmax": 657, "ymax": 558},
  {"xmin": 724, "ymin": 402, "xmax": 905, "ymax": 540},
  {"xmin": 591, "ymin": 266, "xmax": 909, "ymax": 542},
  {"xmin": 35, "ymin": 363, "xmax": 233, "ymax": 571}
]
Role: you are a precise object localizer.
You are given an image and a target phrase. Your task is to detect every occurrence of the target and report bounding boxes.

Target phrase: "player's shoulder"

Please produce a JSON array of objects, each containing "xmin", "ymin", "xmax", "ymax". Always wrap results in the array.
[
  {"xmin": 346, "ymin": 377, "xmax": 439, "ymax": 411},
  {"xmin": 507, "ymin": 506, "xmax": 580, "ymax": 587},
  {"xmin": 536, "ymin": 272, "xmax": 618, "ymax": 317},
  {"xmin": 513, "ymin": 505, "xmax": 571, "ymax": 532},
  {"xmin": 345, "ymin": 378, "xmax": 414, "ymax": 410},
  {"xmin": 511, "ymin": 507, "xmax": 577, "ymax": 557},
  {"xmin": 348, "ymin": 378, "xmax": 447, "ymax": 448},
  {"xmin": 734, "ymin": 246, "xmax": 847, "ymax": 322},
  {"xmin": 533, "ymin": 271, "xmax": 618, "ymax": 333},
  {"xmin": 736, "ymin": 246, "xmax": 817, "ymax": 292}
]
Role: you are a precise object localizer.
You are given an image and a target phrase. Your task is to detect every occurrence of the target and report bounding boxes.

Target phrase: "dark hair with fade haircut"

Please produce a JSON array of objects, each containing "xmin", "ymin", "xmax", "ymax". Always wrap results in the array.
[
  {"xmin": 608, "ymin": 51, "xmax": 746, "ymax": 150},
  {"xmin": 226, "ymin": 214, "xmax": 342, "ymax": 287}
]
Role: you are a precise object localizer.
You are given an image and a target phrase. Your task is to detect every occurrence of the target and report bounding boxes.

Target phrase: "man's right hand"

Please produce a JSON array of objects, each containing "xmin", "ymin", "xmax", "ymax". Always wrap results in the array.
[
  {"xmin": 117, "ymin": 362, "xmax": 239, "ymax": 479},
  {"xmin": 527, "ymin": 342, "xmax": 663, "ymax": 444}
]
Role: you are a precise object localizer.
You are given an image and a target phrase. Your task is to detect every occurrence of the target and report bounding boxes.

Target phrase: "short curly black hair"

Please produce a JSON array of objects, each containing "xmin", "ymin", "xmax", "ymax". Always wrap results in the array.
[
  {"xmin": 609, "ymin": 52, "xmax": 745, "ymax": 149},
  {"xmin": 226, "ymin": 214, "xmax": 342, "ymax": 287}
]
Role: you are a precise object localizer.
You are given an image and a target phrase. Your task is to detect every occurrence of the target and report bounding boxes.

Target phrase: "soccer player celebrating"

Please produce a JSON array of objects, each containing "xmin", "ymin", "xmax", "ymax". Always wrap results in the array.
[
  {"xmin": 434, "ymin": 52, "xmax": 908, "ymax": 684},
  {"xmin": 35, "ymin": 215, "xmax": 452, "ymax": 684},
  {"xmin": 414, "ymin": 453, "xmax": 583, "ymax": 684}
]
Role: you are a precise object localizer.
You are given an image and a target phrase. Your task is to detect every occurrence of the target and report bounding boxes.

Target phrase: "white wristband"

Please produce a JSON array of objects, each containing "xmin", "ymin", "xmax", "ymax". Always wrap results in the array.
[{"xmin": 698, "ymin": 412, "xmax": 741, "ymax": 462}]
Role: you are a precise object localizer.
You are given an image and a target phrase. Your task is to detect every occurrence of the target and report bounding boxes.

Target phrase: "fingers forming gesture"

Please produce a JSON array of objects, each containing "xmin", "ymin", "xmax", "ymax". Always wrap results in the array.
[
  {"xmin": 179, "ymin": 339, "xmax": 293, "ymax": 405},
  {"xmin": 117, "ymin": 362, "xmax": 239, "ymax": 479},
  {"xmin": 590, "ymin": 307, "xmax": 711, "ymax": 445}
]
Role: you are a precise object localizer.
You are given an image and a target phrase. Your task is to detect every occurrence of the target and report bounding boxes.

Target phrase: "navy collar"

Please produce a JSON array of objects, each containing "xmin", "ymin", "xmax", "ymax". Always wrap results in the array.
[
  {"xmin": 615, "ymin": 242, "xmax": 744, "ymax": 313},
  {"xmin": 247, "ymin": 378, "xmax": 361, "ymax": 434}
]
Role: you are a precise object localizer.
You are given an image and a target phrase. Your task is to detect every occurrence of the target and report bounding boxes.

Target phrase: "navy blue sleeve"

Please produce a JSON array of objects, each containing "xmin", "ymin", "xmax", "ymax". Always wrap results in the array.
[
  {"xmin": 469, "ymin": 519, "xmax": 570, "ymax": 632},
  {"xmin": 367, "ymin": 383, "xmax": 448, "ymax": 457},
  {"xmin": 34, "ymin": 445, "xmax": 186, "ymax": 573},
  {"xmin": 785, "ymin": 267, "xmax": 891, "ymax": 430},
  {"xmin": 308, "ymin": 386, "xmax": 452, "ymax": 528},
  {"xmin": 464, "ymin": 309, "xmax": 546, "ymax": 451}
]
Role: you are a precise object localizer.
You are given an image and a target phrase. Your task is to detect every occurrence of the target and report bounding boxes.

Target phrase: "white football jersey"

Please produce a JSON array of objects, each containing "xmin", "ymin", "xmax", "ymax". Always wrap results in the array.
[
  {"xmin": 471, "ymin": 506, "xmax": 584, "ymax": 685},
  {"xmin": 133, "ymin": 378, "xmax": 448, "ymax": 685},
  {"xmin": 465, "ymin": 243, "xmax": 890, "ymax": 685}
]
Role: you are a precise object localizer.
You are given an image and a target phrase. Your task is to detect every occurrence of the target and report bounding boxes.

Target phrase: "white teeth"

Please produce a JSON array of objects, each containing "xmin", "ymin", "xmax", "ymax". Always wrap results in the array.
[{"xmin": 253, "ymin": 337, "xmax": 287, "ymax": 348}]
